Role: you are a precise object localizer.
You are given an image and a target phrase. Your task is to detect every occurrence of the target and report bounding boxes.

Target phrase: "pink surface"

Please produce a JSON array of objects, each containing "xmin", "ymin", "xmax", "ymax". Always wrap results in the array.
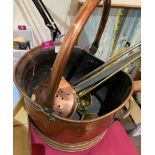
[
  {"xmin": 30, "ymin": 121, "xmax": 138, "ymax": 155},
  {"xmin": 41, "ymin": 40, "xmax": 55, "ymax": 49},
  {"xmin": 18, "ymin": 25, "xmax": 26, "ymax": 30}
]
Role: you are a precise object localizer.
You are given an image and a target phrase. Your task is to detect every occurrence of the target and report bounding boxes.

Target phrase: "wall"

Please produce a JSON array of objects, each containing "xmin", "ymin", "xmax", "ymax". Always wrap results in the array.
[
  {"xmin": 14, "ymin": 0, "xmax": 141, "ymax": 61},
  {"xmin": 13, "ymin": 0, "xmax": 79, "ymax": 46}
]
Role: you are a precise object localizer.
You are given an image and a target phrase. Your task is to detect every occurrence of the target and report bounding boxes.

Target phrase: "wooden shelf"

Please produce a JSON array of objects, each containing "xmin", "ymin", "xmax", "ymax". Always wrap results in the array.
[{"xmin": 79, "ymin": 0, "xmax": 141, "ymax": 8}]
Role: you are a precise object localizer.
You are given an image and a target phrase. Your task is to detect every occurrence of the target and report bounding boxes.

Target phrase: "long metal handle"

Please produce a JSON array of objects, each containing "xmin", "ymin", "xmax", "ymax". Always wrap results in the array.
[
  {"xmin": 77, "ymin": 50, "xmax": 141, "ymax": 97},
  {"xmin": 89, "ymin": 0, "xmax": 111, "ymax": 54},
  {"xmin": 32, "ymin": 0, "xmax": 61, "ymax": 40},
  {"xmin": 75, "ymin": 42, "xmax": 141, "ymax": 85},
  {"xmin": 114, "ymin": 97, "xmax": 134, "ymax": 120},
  {"xmin": 47, "ymin": 0, "xmax": 103, "ymax": 108}
]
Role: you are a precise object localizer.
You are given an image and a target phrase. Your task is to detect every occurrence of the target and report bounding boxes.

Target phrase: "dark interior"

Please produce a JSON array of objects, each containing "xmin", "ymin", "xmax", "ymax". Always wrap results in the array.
[{"xmin": 15, "ymin": 47, "xmax": 132, "ymax": 119}]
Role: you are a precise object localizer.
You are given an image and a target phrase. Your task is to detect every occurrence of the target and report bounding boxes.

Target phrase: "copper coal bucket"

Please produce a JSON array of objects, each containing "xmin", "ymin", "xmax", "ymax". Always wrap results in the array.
[{"xmin": 14, "ymin": 0, "xmax": 140, "ymax": 152}]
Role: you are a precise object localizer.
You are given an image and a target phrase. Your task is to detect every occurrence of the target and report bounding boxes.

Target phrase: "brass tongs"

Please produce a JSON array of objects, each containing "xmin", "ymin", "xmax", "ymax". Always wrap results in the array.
[{"xmin": 74, "ymin": 42, "xmax": 141, "ymax": 98}]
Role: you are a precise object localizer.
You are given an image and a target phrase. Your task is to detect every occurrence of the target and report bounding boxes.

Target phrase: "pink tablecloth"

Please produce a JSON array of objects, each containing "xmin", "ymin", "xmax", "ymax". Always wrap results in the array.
[{"xmin": 30, "ymin": 121, "xmax": 138, "ymax": 155}]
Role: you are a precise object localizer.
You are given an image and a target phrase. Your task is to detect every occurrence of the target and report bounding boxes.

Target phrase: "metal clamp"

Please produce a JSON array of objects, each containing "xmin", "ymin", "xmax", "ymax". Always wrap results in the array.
[{"xmin": 24, "ymin": 95, "xmax": 57, "ymax": 122}]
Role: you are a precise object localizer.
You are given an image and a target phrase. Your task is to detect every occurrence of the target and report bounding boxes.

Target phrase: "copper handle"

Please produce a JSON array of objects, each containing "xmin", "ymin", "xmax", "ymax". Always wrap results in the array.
[
  {"xmin": 114, "ymin": 97, "xmax": 134, "ymax": 120},
  {"xmin": 121, "ymin": 98, "xmax": 134, "ymax": 119},
  {"xmin": 89, "ymin": 0, "xmax": 111, "ymax": 55},
  {"xmin": 48, "ymin": 0, "xmax": 109, "ymax": 106},
  {"xmin": 114, "ymin": 80, "xmax": 141, "ymax": 120}
]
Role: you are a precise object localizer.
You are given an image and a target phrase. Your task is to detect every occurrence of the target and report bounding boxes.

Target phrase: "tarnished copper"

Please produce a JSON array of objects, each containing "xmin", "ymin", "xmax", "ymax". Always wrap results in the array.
[
  {"xmin": 90, "ymin": 0, "xmax": 111, "ymax": 54},
  {"xmin": 13, "ymin": 0, "xmax": 123, "ymax": 151},
  {"xmin": 35, "ymin": 124, "xmax": 107, "ymax": 152},
  {"xmin": 14, "ymin": 46, "xmax": 134, "ymax": 151}
]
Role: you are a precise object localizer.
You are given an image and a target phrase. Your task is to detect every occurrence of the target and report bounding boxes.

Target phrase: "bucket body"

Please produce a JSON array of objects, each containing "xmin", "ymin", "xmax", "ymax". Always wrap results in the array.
[{"xmin": 14, "ymin": 46, "xmax": 133, "ymax": 151}]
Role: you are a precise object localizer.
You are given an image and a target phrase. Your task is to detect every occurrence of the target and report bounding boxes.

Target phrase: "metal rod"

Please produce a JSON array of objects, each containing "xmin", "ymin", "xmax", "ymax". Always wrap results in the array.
[
  {"xmin": 32, "ymin": 0, "xmax": 61, "ymax": 41},
  {"xmin": 32, "ymin": 0, "xmax": 50, "ymax": 26},
  {"xmin": 78, "ymin": 51, "xmax": 141, "ymax": 97},
  {"xmin": 89, "ymin": 0, "xmax": 111, "ymax": 55},
  {"xmin": 75, "ymin": 49, "xmax": 141, "ymax": 96},
  {"xmin": 74, "ymin": 42, "xmax": 141, "ymax": 85},
  {"xmin": 38, "ymin": 0, "xmax": 61, "ymax": 34}
]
